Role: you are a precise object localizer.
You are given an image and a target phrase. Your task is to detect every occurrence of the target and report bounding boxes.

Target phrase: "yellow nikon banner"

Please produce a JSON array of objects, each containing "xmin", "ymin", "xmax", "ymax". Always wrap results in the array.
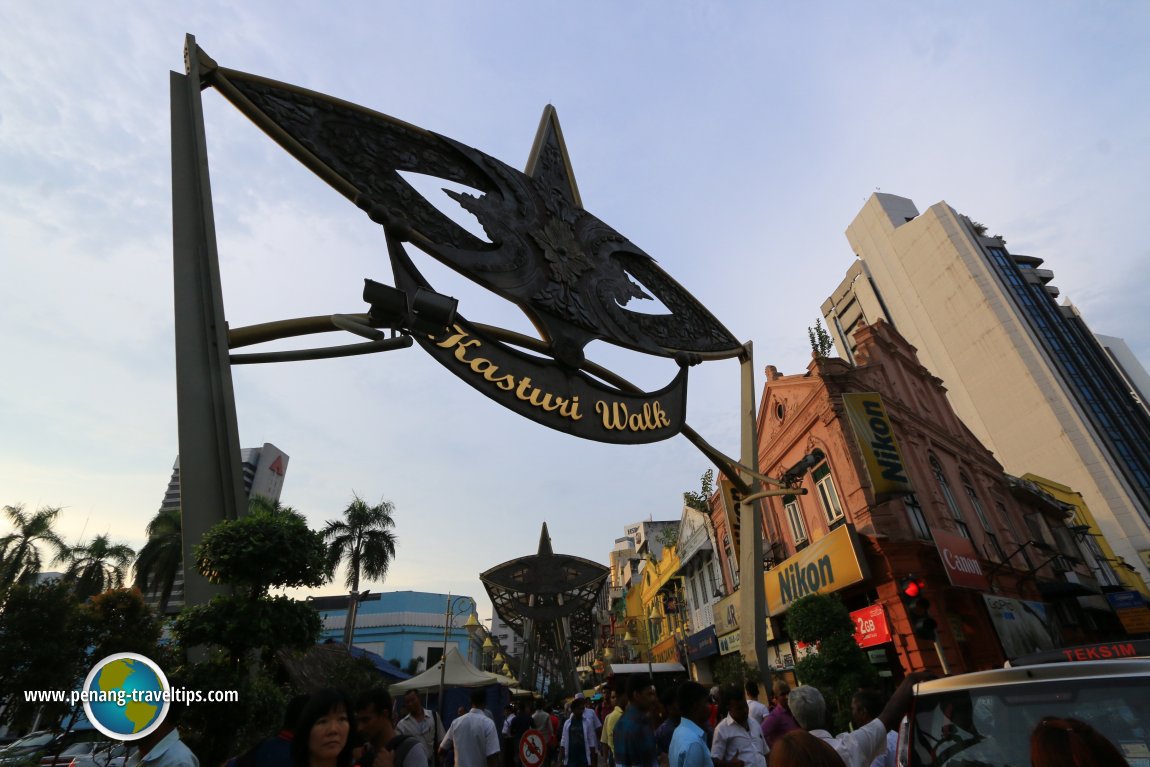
[
  {"xmin": 764, "ymin": 524, "xmax": 869, "ymax": 616},
  {"xmin": 842, "ymin": 392, "xmax": 913, "ymax": 497}
]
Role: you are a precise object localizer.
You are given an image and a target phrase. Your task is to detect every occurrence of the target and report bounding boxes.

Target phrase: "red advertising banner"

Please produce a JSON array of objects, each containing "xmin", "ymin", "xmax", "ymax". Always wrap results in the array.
[
  {"xmin": 934, "ymin": 528, "xmax": 991, "ymax": 590},
  {"xmin": 851, "ymin": 604, "xmax": 892, "ymax": 648}
]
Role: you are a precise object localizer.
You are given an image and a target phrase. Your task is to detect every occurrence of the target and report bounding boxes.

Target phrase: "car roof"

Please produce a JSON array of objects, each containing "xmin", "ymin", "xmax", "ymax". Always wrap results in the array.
[{"xmin": 914, "ymin": 658, "xmax": 1150, "ymax": 694}]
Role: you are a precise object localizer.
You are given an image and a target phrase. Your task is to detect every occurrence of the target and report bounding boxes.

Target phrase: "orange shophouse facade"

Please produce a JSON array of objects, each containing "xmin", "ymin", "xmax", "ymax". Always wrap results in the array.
[{"xmin": 721, "ymin": 320, "xmax": 1109, "ymax": 678}]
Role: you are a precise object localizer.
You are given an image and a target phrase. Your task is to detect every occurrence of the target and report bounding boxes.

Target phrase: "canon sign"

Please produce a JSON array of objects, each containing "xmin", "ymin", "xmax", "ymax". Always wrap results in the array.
[
  {"xmin": 934, "ymin": 528, "xmax": 990, "ymax": 590},
  {"xmin": 943, "ymin": 547, "xmax": 983, "ymax": 576}
]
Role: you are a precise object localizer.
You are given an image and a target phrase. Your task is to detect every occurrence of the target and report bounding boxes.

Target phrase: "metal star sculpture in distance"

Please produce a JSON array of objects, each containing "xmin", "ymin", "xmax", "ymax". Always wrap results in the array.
[{"xmin": 481, "ymin": 523, "xmax": 608, "ymax": 693}]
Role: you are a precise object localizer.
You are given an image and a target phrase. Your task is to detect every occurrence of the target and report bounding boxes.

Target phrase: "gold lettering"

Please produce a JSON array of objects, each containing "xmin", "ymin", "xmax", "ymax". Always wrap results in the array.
[
  {"xmin": 492, "ymin": 373, "xmax": 517, "ymax": 391},
  {"xmin": 596, "ymin": 400, "xmax": 627, "ymax": 430},
  {"xmin": 515, "ymin": 377, "xmax": 536, "ymax": 401},
  {"xmin": 528, "ymin": 389, "xmax": 561, "ymax": 412},
  {"xmin": 436, "ymin": 326, "xmax": 471, "ymax": 349},
  {"xmin": 560, "ymin": 396, "xmax": 583, "ymax": 421},
  {"xmin": 595, "ymin": 400, "xmax": 674, "ymax": 431},
  {"xmin": 452, "ymin": 338, "xmax": 483, "ymax": 364},
  {"xmin": 469, "ymin": 357, "xmax": 499, "ymax": 379}
]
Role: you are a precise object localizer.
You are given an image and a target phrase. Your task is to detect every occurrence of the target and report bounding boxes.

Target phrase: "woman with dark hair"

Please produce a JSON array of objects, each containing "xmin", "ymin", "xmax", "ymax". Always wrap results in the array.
[
  {"xmin": 768, "ymin": 730, "xmax": 841, "ymax": 767},
  {"xmin": 1031, "ymin": 718, "xmax": 1130, "ymax": 767},
  {"xmin": 292, "ymin": 689, "xmax": 357, "ymax": 767}
]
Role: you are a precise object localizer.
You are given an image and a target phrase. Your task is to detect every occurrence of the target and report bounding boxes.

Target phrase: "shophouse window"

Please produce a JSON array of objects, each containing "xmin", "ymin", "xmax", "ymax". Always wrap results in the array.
[
  {"xmin": 1080, "ymin": 533, "xmax": 1122, "ymax": 588},
  {"xmin": 998, "ymin": 501, "xmax": 1034, "ymax": 570},
  {"xmin": 905, "ymin": 493, "xmax": 931, "ymax": 540},
  {"xmin": 689, "ymin": 569, "xmax": 701, "ymax": 611},
  {"xmin": 783, "ymin": 495, "xmax": 808, "ymax": 544},
  {"xmin": 813, "ymin": 462, "xmax": 845, "ymax": 525},
  {"xmin": 706, "ymin": 560, "xmax": 720, "ymax": 599},
  {"xmin": 963, "ymin": 476, "xmax": 1004, "ymax": 561},
  {"xmin": 930, "ymin": 455, "xmax": 971, "ymax": 539}
]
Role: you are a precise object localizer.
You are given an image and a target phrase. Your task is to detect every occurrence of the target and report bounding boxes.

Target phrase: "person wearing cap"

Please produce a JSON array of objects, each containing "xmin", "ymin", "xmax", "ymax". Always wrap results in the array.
[{"xmin": 560, "ymin": 695, "xmax": 599, "ymax": 767}]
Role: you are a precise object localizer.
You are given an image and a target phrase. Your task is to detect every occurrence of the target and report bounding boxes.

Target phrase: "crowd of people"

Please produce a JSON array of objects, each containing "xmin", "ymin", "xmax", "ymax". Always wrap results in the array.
[{"xmin": 132, "ymin": 675, "xmax": 1131, "ymax": 767}]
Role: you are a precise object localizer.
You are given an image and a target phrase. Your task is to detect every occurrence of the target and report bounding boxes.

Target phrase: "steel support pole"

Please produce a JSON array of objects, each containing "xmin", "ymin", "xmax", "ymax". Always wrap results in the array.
[
  {"xmin": 171, "ymin": 34, "xmax": 247, "ymax": 617},
  {"xmin": 737, "ymin": 342, "xmax": 771, "ymax": 695}
]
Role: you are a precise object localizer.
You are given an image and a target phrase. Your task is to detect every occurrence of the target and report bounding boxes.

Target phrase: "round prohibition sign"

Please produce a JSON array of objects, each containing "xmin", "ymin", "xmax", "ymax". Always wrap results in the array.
[{"xmin": 519, "ymin": 729, "xmax": 546, "ymax": 767}]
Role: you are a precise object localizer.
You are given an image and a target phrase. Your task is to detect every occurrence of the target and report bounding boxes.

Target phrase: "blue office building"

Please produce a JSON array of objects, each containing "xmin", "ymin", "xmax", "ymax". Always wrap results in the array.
[{"xmin": 312, "ymin": 591, "xmax": 480, "ymax": 672}]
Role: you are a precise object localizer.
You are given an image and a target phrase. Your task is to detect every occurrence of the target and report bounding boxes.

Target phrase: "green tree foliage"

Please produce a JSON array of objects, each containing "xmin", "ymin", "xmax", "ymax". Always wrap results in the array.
[
  {"xmin": 324, "ymin": 495, "xmax": 398, "ymax": 593},
  {"xmin": 195, "ymin": 505, "xmax": 329, "ymax": 596},
  {"xmin": 0, "ymin": 581, "xmax": 91, "ymax": 729},
  {"xmin": 711, "ymin": 652, "xmax": 758, "ymax": 689},
  {"xmin": 62, "ymin": 534, "xmax": 135, "ymax": 602},
  {"xmin": 171, "ymin": 503, "xmax": 331, "ymax": 766},
  {"xmin": 0, "ymin": 504, "xmax": 70, "ymax": 599},
  {"xmin": 83, "ymin": 587, "xmax": 168, "ymax": 667},
  {"xmin": 133, "ymin": 507, "xmax": 183, "ymax": 613},
  {"xmin": 785, "ymin": 593, "xmax": 878, "ymax": 731},
  {"xmin": 683, "ymin": 469, "xmax": 715, "ymax": 513},
  {"xmin": 173, "ymin": 506, "xmax": 328, "ymax": 665},
  {"xmin": 179, "ymin": 660, "xmax": 286, "ymax": 767},
  {"xmin": 807, "ymin": 319, "xmax": 834, "ymax": 360}
]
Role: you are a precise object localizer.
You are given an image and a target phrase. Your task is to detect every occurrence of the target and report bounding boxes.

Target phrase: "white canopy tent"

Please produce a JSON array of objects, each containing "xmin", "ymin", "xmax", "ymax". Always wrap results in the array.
[
  {"xmin": 606, "ymin": 662, "xmax": 686, "ymax": 675},
  {"xmin": 389, "ymin": 645, "xmax": 516, "ymax": 692}
]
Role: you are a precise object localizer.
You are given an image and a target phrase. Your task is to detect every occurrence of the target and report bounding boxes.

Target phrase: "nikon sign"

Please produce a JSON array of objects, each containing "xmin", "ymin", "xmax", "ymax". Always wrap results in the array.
[
  {"xmin": 842, "ymin": 392, "xmax": 912, "ymax": 498},
  {"xmin": 765, "ymin": 524, "xmax": 869, "ymax": 616}
]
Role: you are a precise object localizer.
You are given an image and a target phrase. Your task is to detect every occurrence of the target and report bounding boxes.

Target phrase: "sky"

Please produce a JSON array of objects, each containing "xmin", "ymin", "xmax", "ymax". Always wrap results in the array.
[{"xmin": 2, "ymin": 2, "xmax": 1149, "ymax": 624}]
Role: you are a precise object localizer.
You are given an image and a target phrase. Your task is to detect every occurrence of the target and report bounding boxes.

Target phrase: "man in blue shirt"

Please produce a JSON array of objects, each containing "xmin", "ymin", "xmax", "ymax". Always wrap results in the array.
[
  {"xmin": 612, "ymin": 677, "xmax": 657, "ymax": 767},
  {"xmin": 667, "ymin": 683, "xmax": 710, "ymax": 767}
]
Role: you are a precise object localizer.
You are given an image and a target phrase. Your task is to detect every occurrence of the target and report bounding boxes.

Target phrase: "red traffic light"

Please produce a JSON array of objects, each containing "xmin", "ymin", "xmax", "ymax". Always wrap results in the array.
[{"xmin": 900, "ymin": 576, "xmax": 924, "ymax": 599}]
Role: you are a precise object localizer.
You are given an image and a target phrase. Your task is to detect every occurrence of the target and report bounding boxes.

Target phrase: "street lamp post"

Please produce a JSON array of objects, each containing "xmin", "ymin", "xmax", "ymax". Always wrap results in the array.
[
  {"xmin": 481, "ymin": 636, "xmax": 495, "ymax": 671},
  {"xmin": 438, "ymin": 594, "xmax": 480, "ymax": 721}
]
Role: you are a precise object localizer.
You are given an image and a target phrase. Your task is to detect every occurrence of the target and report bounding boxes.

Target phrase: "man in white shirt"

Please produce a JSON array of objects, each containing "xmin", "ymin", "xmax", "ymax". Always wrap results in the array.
[
  {"xmin": 559, "ymin": 694, "xmax": 599, "ymax": 767},
  {"xmin": 440, "ymin": 689, "xmax": 501, "ymax": 767},
  {"xmin": 397, "ymin": 691, "xmax": 446, "ymax": 767},
  {"xmin": 710, "ymin": 686, "xmax": 768, "ymax": 767},
  {"xmin": 850, "ymin": 689, "xmax": 896, "ymax": 767},
  {"xmin": 787, "ymin": 672, "xmax": 931, "ymax": 767},
  {"xmin": 743, "ymin": 682, "xmax": 769, "ymax": 731}
]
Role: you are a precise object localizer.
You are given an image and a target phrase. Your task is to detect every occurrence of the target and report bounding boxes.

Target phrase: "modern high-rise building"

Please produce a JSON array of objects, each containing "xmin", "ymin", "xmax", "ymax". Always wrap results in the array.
[
  {"xmin": 146, "ymin": 442, "xmax": 289, "ymax": 613},
  {"xmin": 822, "ymin": 193, "xmax": 1150, "ymax": 579},
  {"xmin": 1094, "ymin": 332, "xmax": 1150, "ymax": 419}
]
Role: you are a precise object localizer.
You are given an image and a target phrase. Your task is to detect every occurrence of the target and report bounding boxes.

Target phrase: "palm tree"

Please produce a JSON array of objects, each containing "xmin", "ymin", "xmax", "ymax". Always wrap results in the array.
[
  {"xmin": 0, "ymin": 504, "xmax": 70, "ymax": 597},
  {"xmin": 323, "ymin": 495, "xmax": 398, "ymax": 645},
  {"xmin": 133, "ymin": 507, "xmax": 183, "ymax": 613},
  {"xmin": 63, "ymin": 534, "xmax": 135, "ymax": 601}
]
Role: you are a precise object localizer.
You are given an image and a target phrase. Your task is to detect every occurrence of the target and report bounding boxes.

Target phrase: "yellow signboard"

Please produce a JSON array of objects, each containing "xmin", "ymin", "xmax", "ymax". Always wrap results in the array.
[
  {"xmin": 714, "ymin": 592, "xmax": 740, "ymax": 635},
  {"xmin": 764, "ymin": 524, "xmax": 869, "ymax": 616},
  {"xmin": 842, "ymin": 392, "xmax": 913, "ymax": 497},
  {"xmin": 713, "ymin": 591, "xmax": 774, "ymax": 640},
  {"xmin": 1116, "ymin": 607, "xmax": 1150, "ymax": 635}
]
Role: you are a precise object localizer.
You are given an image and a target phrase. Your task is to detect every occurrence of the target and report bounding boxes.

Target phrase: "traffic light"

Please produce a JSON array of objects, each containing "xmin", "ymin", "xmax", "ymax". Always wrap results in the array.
[{"xmin": 898, "ymin": 574, "xmax": 938, "ymax": 641}]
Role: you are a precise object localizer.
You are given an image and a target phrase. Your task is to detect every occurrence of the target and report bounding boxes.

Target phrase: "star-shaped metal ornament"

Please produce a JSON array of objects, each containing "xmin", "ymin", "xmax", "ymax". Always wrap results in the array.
[{"xmin": 197, "ymin": 44, "xmax": 742, "ymax": 444}]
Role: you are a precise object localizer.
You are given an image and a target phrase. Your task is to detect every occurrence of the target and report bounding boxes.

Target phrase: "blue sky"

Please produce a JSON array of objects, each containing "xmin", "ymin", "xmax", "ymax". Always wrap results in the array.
[{"xmin": 2, "ymin": 2, "xmax": 1148, "ymax": 621}]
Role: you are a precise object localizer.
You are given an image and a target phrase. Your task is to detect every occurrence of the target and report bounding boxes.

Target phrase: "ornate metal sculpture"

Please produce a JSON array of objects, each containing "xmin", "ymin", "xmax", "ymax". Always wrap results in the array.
[
  {"xmin": 194, "ymin": 44, "xmax": 743, "ymax": 444},
  {"xmin": 481, "ymin": 524, "xmax": 608, "ymax": 694}
]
